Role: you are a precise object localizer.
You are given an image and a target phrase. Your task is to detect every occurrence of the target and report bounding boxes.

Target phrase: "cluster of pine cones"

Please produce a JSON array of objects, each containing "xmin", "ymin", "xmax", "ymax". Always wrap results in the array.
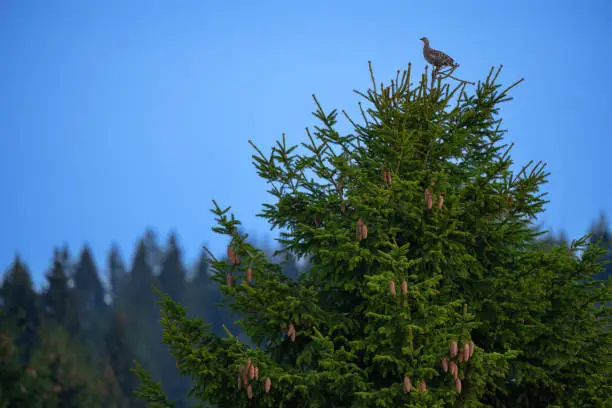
[{"xmin": 237, "ymin": 358, "xmax": 272, "ymax": 399}]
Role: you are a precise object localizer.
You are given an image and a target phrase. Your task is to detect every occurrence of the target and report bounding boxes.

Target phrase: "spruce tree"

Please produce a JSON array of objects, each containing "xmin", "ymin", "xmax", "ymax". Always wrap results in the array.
[
  {"xmin": 0, "ymin": 256, "xmax": 41, "ymax": 363},
  {"xmin": 108, "ymin": 246, "xmax": 129, "ymax": 307},
  {"xmin": 127, "ymin": 239, "xmax": 164, "ymax": 383},
  {"xmin": 134, "ymin": 63, "xmax": 611, "ymax": 407},
  {"xmin": 73, "ymin": 246, "xmax": 109, "ymax": 367},
  {"xmin": 42, "ymin": 248, "xmax": 81, "ymax": 337},
  {"xmin": 158, "ymin": 233, "xmax": 191, "ymax": 408}
]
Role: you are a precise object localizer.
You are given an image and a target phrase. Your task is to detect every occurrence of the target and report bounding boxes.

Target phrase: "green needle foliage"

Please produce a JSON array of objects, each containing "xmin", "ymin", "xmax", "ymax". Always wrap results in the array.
[{"xmin": 133, "ymin": 63, "xmax": 611, "ymax": 407}]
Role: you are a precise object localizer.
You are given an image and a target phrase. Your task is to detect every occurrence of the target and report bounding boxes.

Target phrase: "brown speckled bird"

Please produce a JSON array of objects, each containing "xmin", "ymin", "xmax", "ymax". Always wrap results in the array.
[{"xmin": 420, "ymin": 37, "xmax": 457, "ymax": 68}]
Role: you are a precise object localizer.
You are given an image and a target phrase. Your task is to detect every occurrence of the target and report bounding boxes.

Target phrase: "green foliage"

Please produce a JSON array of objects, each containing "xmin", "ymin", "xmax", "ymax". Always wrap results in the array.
[{"xmin": 133, "ymin": 63, "xmax": 610, "ymax": 407}]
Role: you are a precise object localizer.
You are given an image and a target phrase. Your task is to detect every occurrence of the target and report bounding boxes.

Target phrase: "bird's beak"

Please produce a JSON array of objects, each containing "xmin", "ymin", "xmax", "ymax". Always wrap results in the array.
[{"xmin": 419, "ymin": 37, "xmax": 425, "ymax": 42}]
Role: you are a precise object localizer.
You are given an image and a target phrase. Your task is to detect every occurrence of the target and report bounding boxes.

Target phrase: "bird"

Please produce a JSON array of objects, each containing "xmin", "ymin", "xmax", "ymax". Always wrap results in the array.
[{"xmin": 420, "ymin": 37, "xmax": 457, "ymax": 69}]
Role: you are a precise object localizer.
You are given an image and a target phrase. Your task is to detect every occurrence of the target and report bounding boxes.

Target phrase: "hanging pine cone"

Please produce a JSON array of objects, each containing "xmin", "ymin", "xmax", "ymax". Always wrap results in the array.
[
  {"xmin": 463, "ymin": 343, "xmax": 470, "ymax": 362},
  {"xmin": 419, "ymin": 380, "xmax": 427, "ymax": 392},
  {"xmin": 246, "ymin": 267, "xmax": 253, "ymax": 284},
  {"xmin": 382, "ymin": 169, "xmax": 392, "ymax": 185},
  {"xmin": 455, "ymin": 378, "xmax": 462, "ymax": 393},
  {"xmin": 437, "ymin": 193, "xmax": 445, "ymax": 209},
  {"xmin": 226, "ymin": 274, "xmax": 234, "ymax": 287},
  {"xmin": 254, "ymin": 366, "xmax": 259, "ymax": 379},
  {"xmin": 450, "ymin": 361, "xmax": 458, "ymax": 379},
  {"xmin": 401, "ymin": 280, "xmax": 408, "ymax": 296},
  {"xmin": 425, "ymin": 189, "xmax": 433, "ymax": 210},
  {"xmin": 441, "ymin": 357, "xmax": 448, "ymax": 372},
  {"xmin": 458, "ymin": 348, "xmax": 464, "ymax": 363},
  {"xmin": 247, "ymin": 384, "xmax": 253, "ymax": 399},
  {"xmin": 249, "ymin": 364, "xmax": 255, "ymax": 380},
  {"xmin": 227, "ymin": 246, "xmax": 239, "ymax": 265},
  {"xmin": 314, "ymin": 215, "xmax": 320, "ymax": 226},
  {"xmin": 469, "ymin": 341, "xmax": 475, "ymax": 358},
  {"xmin": 357, "ymin": 218, "xmax": 368, "ymax": 241},
  {"xmin": 450, "ymin": 340, "xmax": 458, "ymax": 358},
  {"xmin": 389, "ymin": 280, "xmax": 397, "ymax": 297},
  {"xmin": 265, "ymin": 377, "xmax": 272, "ymax": 393},
  {"xmin": 403, "ymin": 376, "xmax": 412, "ymax": 392}
]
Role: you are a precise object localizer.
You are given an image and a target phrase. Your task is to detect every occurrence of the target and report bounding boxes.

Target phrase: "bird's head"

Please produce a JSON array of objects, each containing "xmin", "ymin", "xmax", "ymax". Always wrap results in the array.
[{"xmin": 420, "ymin": 37, "xmax": 429, "ymax": 45}]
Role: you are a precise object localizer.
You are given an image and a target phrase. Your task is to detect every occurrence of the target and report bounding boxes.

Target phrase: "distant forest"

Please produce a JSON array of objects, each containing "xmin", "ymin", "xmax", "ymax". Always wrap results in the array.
[{"xmin": 1, "ymin": 213, "xmax": 610, "ymax": 407}]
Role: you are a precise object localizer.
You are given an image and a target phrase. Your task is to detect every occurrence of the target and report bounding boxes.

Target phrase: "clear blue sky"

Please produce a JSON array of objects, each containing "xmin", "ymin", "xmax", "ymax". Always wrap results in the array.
[{"xmin": 1, "ymin": 0, "xmax": 611, "ymax": 287}]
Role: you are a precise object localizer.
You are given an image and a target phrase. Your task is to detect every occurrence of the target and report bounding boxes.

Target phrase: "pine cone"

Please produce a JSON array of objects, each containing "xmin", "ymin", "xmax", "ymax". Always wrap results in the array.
[
  {"xmin": 441, "ymin": 357, "xmax": 448, "ymax": 372},
  {"xmin": 254, "ymin": 366, "xmax": 259, "ymax": 379},
  {"xmin": 469, "ymin": 341, "xmax": 475, "ymax": 358},
  {"xmin": 437, "ymin": 193, "xmax": 445, "ymax": 209},
  {"xmin": 227, "ymin": 246, "xmax": 239, "ymax": 265},
  {"xmin": 247, "ymin": 384, "xmax": 253, "ymax": 399},
  {"xmin": 249, "ymin": 364, "xmax": 255, "ymax": 380},
  {"xmin": 463, "ymin": 343, "xmax": 470, "ymax": 362},
  {"xmin": 357, "ymin": 218, "xmax": 368, "ymax": 241},
  {"xmin": 450, "ymin": 341, "xmax": 458, "ymax": 358},
  {"xmin": 246, "ymin": 267, "xmax": 253, "ymax": 284},
  {"xmin": 382, "ymin": 169, "xmax": 392, "ymax": 185},
  {"xmin": 455, "ymin": 378, "xmax": 462, "ymax": 393},
  {"xmin": 389, "ymin": 280, "xmax": 397, "ymax": 297},
  {"xmin": 401, "ymin": 280, "xmax": 408, "ymax": 296},
  {"xmin": 226, "ymin": 274, "xmax": 234, "ymax": 286},
  {"xmin": 425, "ymin": 189, "xmax": 433, "ymax": 210},
  {"xmin": 450, "ymin": 361, "xmax": 458, "ymax": 379},
  {"xmin": 403, "ymin": 376, "xmax": 412, "ymax": 392},
  {"xmin": 265, "ymin": 377, "xmax": 272, "ymax": 393},
  {"xmin": 419, "ymin": 380, "xmax": 427, "ymax": 392}
]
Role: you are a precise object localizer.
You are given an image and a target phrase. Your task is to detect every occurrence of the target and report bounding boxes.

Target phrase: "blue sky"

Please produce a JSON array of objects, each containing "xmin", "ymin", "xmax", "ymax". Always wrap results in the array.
[{"xmin": 1, "ymin": 0, "xmax": 611, "ymax": 287}]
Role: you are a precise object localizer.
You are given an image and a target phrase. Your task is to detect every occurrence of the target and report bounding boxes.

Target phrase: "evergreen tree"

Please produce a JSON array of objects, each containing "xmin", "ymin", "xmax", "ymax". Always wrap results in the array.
[
  {"xmin": 126, "ymin": 239, "xmax": 163, "ymax": 382},
  {"xmin": 105, "ymin": 309, "xmax": 144, "ymax": 408},
  {"xmin": 157, "ymin": 233, "xmax": 191, "ymax": 408},
  {"xmin": 138, "ymin": 62, "xmax": 610, "ymax": 407},
  {"xmin": 187, "ymin": 252, "xmax": 216, "ymax": 326},
  {"xmin": 158, "ymin": 233, "xmax": 187, "ymax": 307},
  {"xmin": 29, "ymin": 321, "xmax": 105, "ymax": 408},
  {"xmin": 108, "ymin": 245, "xmax": 129, "ymax": 307},
  {"xmin": 0, "ymin": 327, "xmax": 48, "ymax": 408},
  {"xmin": 42, "ymin": 248, "xmax": 81, "ymax": 337},
  {"xmin": 133, "ymin": 64, "xmax": 528, "ymax": 407},
  {"xmin": 73, "ymin": 246, "xmax": 109, "ymax": 367},
  {"xmin": 0, "ymin": 256, "xmax": 41, "ymax": 363}
]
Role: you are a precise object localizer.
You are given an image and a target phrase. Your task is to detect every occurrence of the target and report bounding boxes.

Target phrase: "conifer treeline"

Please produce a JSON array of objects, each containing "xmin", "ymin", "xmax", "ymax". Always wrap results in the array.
[
  {"xmin": 0, "ymin": 217, "xmax": 609, "ymax": 407},
  {"xmin": 0, "ymin": 230, "xmax": 304, "ymax": 407}
]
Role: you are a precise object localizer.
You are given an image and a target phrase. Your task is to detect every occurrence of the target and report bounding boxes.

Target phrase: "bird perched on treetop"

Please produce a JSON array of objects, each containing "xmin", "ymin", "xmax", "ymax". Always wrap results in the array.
[{"xmin": 420, "ymin": 37, "xmax": 457, "ymax": 69}]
